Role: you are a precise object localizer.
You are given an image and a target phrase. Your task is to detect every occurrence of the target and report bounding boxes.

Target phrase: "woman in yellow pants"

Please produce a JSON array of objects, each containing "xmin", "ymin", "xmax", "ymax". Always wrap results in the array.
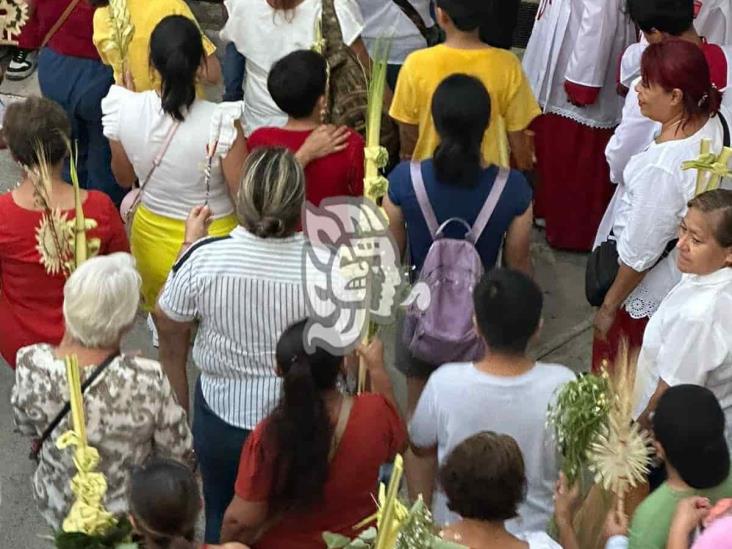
[{"xmin": 102, "ymin": 16, "xmax": 244, "ymax": 311}]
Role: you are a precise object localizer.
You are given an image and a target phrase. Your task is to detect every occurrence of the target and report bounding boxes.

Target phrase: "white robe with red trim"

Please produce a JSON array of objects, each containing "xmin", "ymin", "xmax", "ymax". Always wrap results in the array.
[{"xmin": 522, "ymin": 0, "xmax": 635, "ymax": 129}]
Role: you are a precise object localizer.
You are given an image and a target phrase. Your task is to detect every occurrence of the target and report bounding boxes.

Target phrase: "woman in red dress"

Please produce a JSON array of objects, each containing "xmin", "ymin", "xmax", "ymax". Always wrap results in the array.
[
  {"xmin": 0, "ymin": 97, "xmax": 128, "ymax": 368},
  {"xmin": 220, "ymin": 319, "xmax": 406, "ymax": 548}
]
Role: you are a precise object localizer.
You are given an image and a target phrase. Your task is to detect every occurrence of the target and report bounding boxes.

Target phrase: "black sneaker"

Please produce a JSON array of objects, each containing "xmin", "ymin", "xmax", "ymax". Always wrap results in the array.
[{"xmin": 6, "ymin": 48, "xmax": 37, "ymax": 81}]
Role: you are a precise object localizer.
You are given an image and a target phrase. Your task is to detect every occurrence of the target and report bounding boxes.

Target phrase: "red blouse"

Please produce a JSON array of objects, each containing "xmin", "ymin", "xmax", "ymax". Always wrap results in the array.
[
  {"xmin": 247, "ymin": 127, "xmax": 365, "ymax": 208},
  {"xmin": 36, "ymin": 0, "xmax": 100, "ymax": 60},
  {"xmin": 234, "ymin": 394, "xmax": 406, "ymax": 549},
  {"xmin": 0, "ymin": 191, "xmax": 129, "ymax": 368}
]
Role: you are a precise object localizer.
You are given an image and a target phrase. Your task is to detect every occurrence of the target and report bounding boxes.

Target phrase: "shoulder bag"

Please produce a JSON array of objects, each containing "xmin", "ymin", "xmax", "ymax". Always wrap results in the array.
[
  {"xmin": 119, "ymin": 121, "xmax": 180, "ymax": 229},
  {"xmin": 390, "ymin": 0, "xmax": 444, "ymax": 46},
  {"xmin": 40, "ymin": 0, "xmax": 83, "ymax": 50},
  {"xmin": 585, "ymin": 111, "xmax": 731, "ymax": 307},
  {"xmin": 318, "ymin": 0, "xmax": 400, "ymax": 163},
  {"xmin": 29, "ymin": 352, "xmax": 120, "ymax": 462}
]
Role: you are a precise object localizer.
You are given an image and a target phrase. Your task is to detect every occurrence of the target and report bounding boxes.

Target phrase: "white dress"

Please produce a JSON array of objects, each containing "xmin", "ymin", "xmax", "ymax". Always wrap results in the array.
[
  {"xmin": 522, "ymin": 0, "xmax": 635, "ymax": 129},
  {"xmin": 601, "ymin": 116, "xmax": 726, "ymax": 319},
  {"xmin": 633, "ymin": 268, "xmax": 732, "ymax": 440},
  {"xmin": 356, "ymin": 0, "xmax": 432, "ymax": 64},
  {"xmin": 221, "ymin": 0, "xmax": 364, "ymax": 135},
  {"xmin": 101, "ymin": 86, "xmax": 242, "ymax": 220}
]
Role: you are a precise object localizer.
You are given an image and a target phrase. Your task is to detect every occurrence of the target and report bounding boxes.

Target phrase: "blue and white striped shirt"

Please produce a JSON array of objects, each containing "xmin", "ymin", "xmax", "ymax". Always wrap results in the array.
[{"xmin": 158, "ymin": 226, "xmax": 309, "ymax": 430}]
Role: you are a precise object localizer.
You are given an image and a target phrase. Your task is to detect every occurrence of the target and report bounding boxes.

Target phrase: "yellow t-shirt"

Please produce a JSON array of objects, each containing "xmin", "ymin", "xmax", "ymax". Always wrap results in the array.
[
  {"xmin": 389, "ymin": 44, "xmax": 541, "ymax": 166},
  {"xmin": 93, "ymin": 0, "xmax": 216, "ymax": 94}
]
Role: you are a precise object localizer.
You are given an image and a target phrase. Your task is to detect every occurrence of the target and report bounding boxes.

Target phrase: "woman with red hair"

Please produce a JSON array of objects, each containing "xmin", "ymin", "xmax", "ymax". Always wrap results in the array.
[{"xmin": 592, "ymin": 38, "xmax": 728, "ymax": 371}]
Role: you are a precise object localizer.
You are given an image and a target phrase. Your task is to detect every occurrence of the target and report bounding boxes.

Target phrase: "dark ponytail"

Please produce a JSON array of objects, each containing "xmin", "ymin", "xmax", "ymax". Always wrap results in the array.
[
  {"xmin": 128, "ymin": 458, "xmax": 199, "ymax": 549},
  {"xmin": 149, "ymin": 15, "xmax": 204, "ymax": 121},
  {"xmin": 432, "ymin": 74, "xmax": 491, "ymax": 187},
  {"xmin": 266, "ymin": 319, "xmax": 343, "ymax": 513}
]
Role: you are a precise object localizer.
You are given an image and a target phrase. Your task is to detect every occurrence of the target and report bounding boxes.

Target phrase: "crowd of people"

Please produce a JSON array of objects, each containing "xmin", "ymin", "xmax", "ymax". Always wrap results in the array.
[{"xmin": 1, "ymin": 0, "xmax": 731, "ymax": 547}]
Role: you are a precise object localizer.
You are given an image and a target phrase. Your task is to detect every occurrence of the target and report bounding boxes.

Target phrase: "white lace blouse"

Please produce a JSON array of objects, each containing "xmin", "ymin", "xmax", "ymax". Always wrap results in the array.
[
  {"xmin": 607, "ymin": 115, "xmax": 726, "ymax": 319},
  {"xmin": 11, "ymin": 345, "xmax": 193, "ymax": 528}
]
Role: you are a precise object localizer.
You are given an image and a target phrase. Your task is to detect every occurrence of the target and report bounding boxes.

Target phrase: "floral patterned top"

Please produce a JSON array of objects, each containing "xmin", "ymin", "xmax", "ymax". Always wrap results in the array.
[{"xmin": 11, "ymin": 344, "xmax": 193, "ymax": 529}]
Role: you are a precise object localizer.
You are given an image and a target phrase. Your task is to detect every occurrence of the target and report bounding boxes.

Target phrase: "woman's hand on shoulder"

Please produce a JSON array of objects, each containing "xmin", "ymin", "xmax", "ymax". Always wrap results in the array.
[
  {"xmin": 295, "ymin": 124, "xmax": 350, "ymax": 166},
  {"xmin": 216, "ymin": 543, "xmax": 251, "ymax": 549}
]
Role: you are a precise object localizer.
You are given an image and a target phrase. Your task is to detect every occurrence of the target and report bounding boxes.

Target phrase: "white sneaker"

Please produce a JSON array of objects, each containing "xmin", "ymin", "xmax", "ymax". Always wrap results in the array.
[{"xmin": 6, "ymin": 48, "xmax": 37, "ymax": 81}]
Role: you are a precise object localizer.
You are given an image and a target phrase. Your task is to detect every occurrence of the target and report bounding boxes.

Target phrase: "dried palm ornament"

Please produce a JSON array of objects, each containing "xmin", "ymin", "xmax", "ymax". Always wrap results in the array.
[
  {"xmin": 29, "ymin": 140, "xmax": 100, "ymax": 277},
  {"xmin": 0, "ymin": 0, "xmax": 29, "ymax": 46},
  {"xmin": 586, "ymin": 344, "xmax": 653, "ymax": 517}
]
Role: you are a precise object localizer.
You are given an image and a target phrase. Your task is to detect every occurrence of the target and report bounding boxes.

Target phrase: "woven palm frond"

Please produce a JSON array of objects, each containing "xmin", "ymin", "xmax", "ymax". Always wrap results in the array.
[{"xmin": 587, "ymin": 342, "xmax": 653, "ymax": 501}]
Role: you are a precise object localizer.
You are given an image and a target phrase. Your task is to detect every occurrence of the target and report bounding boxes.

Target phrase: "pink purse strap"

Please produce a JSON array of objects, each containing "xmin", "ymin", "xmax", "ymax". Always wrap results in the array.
[{"xmin": 137, "ymin": 120, "xmax": 181, "ymax": 195}]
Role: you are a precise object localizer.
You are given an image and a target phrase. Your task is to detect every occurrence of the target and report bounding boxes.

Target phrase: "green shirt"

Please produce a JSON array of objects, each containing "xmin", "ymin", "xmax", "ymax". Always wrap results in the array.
[{"xmin": 628, "ymin": 474, "xmax": 732, "ymax": 549}]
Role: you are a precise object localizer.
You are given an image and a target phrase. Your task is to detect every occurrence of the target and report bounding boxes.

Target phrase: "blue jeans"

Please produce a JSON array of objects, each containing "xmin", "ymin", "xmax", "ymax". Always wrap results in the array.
[
  {"xmin": 222, "ymin": 43, "xmax": 245, "ymax": 102},
  {"xmin": 37, "ymin": 47, "xmax": 125, "ymax": 206},
  {"xmin": 192, "ymin": 379, "xmax": 251, "ymax": 543}
]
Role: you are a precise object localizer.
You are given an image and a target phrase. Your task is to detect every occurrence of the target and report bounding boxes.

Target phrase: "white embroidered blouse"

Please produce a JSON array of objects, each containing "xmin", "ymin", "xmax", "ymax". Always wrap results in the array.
[{"xmin": 603, "ymin": 115, "xmax": 726, "ymax": 319}]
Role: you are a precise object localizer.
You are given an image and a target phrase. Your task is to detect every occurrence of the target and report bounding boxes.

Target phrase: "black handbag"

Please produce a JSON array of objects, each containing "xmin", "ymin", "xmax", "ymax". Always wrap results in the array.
[
  {"xmin": 585, "ymin": 235, "xmax": 679, "ymax": 307},
  {"xmin": 585, "ymin": 238, "xmax": 620, "ymax": 307}
]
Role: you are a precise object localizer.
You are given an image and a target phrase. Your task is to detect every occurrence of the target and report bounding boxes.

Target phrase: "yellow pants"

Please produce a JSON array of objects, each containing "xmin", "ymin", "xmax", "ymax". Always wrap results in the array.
[{"xmin": 131, "ymin": 204, "xmax": 238, "ymax": 311}]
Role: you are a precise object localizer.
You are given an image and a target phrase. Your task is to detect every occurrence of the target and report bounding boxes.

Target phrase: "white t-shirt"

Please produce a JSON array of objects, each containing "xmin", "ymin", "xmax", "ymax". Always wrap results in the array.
[
  {"xmin": 409, "ymin": 361, "xmax": 575, "ymax": 532},
  {"xmin": 101, "ymin": 86, "xmax": 240, "ymax": 220},
  {"xmin": 356, "ymin": 0, "xmax": 432, "ymax": 64},
  {"xmin": 634, "ymin": 268, "xmax": 732, "ymax": 439},
  {"xmin": 608, "ymin": 115, "xmax": 727, "ymax": 319},
  {"xmin": 221, "ymin": 0, "xmax": 364, "ymax": 135}
]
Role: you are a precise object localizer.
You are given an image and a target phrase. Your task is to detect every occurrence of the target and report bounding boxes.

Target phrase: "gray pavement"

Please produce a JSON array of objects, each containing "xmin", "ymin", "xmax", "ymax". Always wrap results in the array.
[{"xmin": 0, "ymin": 13, "xmax": 592, "ymax": 545}]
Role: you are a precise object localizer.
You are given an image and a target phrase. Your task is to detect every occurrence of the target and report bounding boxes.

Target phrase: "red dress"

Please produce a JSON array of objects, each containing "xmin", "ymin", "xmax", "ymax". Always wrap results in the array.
[
  {"xmin": 0, "ymin": 190, "xmax": 129, "ymax": 368},
  {"xmin": 247, "ymin": 127, "xmax": 365, "ymax": 208},
  {"xmin": 234, "ymin": 394, "xmax": 406, "ymax": 549}
]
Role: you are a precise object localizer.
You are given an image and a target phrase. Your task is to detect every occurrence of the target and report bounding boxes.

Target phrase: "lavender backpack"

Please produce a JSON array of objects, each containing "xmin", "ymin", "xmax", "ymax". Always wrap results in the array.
[{"xmin": 403, "ymin": 162, "xmax": 509, "ymax": 365}]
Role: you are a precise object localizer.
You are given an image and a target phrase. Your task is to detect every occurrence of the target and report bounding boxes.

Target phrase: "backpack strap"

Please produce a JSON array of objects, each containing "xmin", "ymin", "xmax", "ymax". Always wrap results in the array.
[
  {"xmin": 468, "ymin": 168, "xmax": 510, "ymax": 243},
  {"xmin": 410, "ymin": 162, "xmax": 439, "ymax": 238}
]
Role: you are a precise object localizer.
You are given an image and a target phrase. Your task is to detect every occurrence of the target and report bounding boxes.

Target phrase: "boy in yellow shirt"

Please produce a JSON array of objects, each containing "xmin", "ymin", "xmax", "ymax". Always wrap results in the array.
[
  {"xmin": 390, "ymin": 0, "xmax": 540, "ymax": 170},
  {"xmin": 91, "ymin": 0, "xmax": 220, "ymax": 94}
]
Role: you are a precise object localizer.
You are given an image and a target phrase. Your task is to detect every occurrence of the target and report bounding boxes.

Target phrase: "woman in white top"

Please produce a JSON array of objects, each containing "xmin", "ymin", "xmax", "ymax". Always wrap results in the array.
[
  {"xmin": 634, "ymin": 189, "xmax": 732, "ymax": 435},
  {"xmin": 11, "ymin": 253, "xmax": 192, "ymax": 528},
  {"xmin": 221, "ymin": 0, "xmax": 368, "ymax": 135},
  {"xmin": 102, "ymin": 15, "xmax": 246, "ymax": 311},
  {"xmin": 438, "ymin": 432, "xmax": 562, "ymax": 549},
  {"xmin": 356, "ymin": 0, "xmax": 432, "ymax": 89},
  {"xmin": 592, "ymin": 39, "xmax": 727, "ymax": 371}
]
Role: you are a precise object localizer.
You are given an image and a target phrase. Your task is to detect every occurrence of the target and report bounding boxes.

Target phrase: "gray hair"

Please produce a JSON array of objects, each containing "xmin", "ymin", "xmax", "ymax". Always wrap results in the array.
[
  {"xmin": 236, "ymin": 147, "xmax": 305, "ymax": 238},
  {"xmin": 63, "ymin": 253, "xmax": 141, "ymax": 348}
]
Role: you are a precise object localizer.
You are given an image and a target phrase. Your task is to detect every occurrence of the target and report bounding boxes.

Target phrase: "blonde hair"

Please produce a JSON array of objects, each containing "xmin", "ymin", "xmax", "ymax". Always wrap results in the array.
[
  {"xmin": 236, "ymin": 147, "xmax": 305, "ymax": 238},
  {"xmin": 63, "ymin": 253, "xmax": 141, "ymax": 348}
]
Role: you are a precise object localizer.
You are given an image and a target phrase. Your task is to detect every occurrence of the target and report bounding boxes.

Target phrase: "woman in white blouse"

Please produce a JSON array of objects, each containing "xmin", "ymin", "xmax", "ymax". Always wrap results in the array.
[
  {"xmin": 634, "ymin": 189, "xmax": 732, "ymax": 435},
  {"xmin": 11, "ymin": 253, "xmax": 192, "ymax": 529},
  {"xmin": 221, "ymin": 0, "xmax": 369, "ymax": 135},
  {"xmin": 592, "ymin": 39, "xmax": 728, "ymax": 370},
  {"xmin": 102, "ymin": 15, "xmax": 246, "ymax": 312}
]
